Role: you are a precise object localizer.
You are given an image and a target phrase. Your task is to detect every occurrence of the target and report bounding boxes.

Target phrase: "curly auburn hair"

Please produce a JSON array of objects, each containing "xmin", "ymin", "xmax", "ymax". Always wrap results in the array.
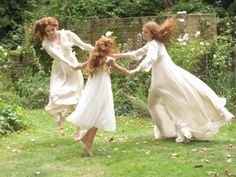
[
  {"xmin": 87, "ymin": 36, "xmax": 116, "ymax": 76},
  {"xmin": 144, "ymin": 16, "xmax": 176, "ymax": 43},
  {"xmin": 33, "ymin": 16, "xmax": 58, "ymax": 40}
]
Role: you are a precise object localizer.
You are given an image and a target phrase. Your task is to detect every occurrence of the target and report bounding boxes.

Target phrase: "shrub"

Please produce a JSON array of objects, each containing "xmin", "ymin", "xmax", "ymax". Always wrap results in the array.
[{"xmin": 0, "ymin": 101, "xmax": 27, "ymax": 136}]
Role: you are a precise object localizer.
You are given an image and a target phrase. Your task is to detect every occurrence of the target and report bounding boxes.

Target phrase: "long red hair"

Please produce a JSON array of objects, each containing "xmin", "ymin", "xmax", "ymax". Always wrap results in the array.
[
  {"xmin": 87, "ymin": 37, "xmax": 116, "ymax": 76},
  {"xmin": 33, "ymin": 16, "xmax": 59, "ymax": 40},
  {"xmin": 144, "ymin": 16, "xmax": 176, "ymax": 43}
]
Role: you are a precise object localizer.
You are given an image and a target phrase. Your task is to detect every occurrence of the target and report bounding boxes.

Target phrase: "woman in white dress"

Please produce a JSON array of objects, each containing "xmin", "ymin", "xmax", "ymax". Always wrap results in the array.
[
  {"xmin": 67, "ymin": 36, "xmax": 133, "ymax": 156},
  {"xmin": 33, "ymin": 17, "xmax": 94, "ymax": 139},
  {"xmin": 113, "ymin": 16, "xmax": 234, "ymax": 143}
]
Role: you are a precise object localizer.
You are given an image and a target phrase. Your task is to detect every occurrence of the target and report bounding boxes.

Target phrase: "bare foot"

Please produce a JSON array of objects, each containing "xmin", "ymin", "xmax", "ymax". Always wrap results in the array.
[
  {"xmin": 73, "ymin": 131, "xmax": 84, "ymax": 142},
  {"xmin": 56, "ymin": 118, "xmax": 63, "ymax": 130},
  {"xmin": 83, "ymin": 147, "xmax": 93, "ymax": 157}
]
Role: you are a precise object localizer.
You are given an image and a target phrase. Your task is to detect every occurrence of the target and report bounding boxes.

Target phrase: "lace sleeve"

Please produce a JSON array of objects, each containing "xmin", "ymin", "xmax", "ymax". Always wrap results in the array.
[{"xmin": 135, "ymin": 41, "xmax": 159, "ymax": 72}]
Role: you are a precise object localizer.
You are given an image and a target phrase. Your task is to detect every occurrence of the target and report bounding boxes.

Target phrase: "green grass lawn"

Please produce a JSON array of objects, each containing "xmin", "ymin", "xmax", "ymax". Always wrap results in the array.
[{"xmin": 0, "ymin": 110, "xmax": 235, "ymax": 177}]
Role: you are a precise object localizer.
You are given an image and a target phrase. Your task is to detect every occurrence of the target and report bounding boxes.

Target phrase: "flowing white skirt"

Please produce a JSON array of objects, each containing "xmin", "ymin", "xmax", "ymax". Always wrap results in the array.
[
  {"xmin": 45, "ymin": 60, "xmax": 83, "ymax": 120},
  {"xmin": 150, "ymin": 57, "xmax": 234, "ymax": 142},
  {"xmin": 67, "ymin": 71, "xmax": 115, "ymax": 131}
]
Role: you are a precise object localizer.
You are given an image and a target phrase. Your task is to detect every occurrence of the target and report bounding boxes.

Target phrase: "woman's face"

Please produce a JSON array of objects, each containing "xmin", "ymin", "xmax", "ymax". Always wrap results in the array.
[
  {"xmin": 142, "ymin": 27, "xmax": 153, "ymax": 42},
  {"xmin": 45, "ymin": 25, "xmax": 57, "ymax": 39}
]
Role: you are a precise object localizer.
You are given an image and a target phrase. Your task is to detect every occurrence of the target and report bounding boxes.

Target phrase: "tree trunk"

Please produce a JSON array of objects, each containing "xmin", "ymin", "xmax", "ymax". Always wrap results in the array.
[{"xmin": 162, "ymin": 0, "xmax": 172, "ymax": 9}]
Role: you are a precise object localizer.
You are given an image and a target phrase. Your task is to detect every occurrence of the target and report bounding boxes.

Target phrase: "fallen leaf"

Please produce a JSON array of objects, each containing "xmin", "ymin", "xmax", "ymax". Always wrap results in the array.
[
  {"xmin": 206, "ymin": 171, "xmax": 219, "ymax": 176},
  {"xmin": 201, "ymin": 159, "xmax": 210, "ymax": 163},
  {"xmin": 191, "ymin": 148, "xmax": 198, "ymax": 152},
  {"xmin": 12, "ymin": 149, "xmax": 20, "ymax": 153},
  {"xmin": 108, "ymin": 137, "xmax": 115, "ymax": 143},
  {"xmin": 34, "ymin": 172, "xmax": 40, "ymax": 175}
]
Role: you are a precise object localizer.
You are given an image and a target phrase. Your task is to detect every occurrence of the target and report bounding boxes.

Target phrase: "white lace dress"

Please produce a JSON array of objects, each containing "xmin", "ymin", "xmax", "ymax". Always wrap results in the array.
[
  {"xmin": 120, "ymin": 39, "xmax": 234, "ymax": 142},
  {"xmin": 67, "ymin": 64, "xmax": 115, "ymax": 131},
  {"xmin": 42, "ymin": 30, "xmax": 93, "ymax": 120}
]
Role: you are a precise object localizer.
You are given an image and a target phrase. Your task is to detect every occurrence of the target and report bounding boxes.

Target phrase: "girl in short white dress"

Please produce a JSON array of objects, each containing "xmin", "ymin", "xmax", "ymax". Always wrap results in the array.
[{"xmin": 67, "ymin": 36, "xmax": 133, "ymax": 156}]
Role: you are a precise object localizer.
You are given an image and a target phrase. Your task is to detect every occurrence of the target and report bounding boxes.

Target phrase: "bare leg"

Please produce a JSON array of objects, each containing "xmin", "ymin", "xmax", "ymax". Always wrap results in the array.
[
  {"xmin": 82, "ymin": 127, "xmax": 97, "ymax": 156},
  {"xmin": 56, "ymin": 113, "xmax": 64, "ymax": 130}
]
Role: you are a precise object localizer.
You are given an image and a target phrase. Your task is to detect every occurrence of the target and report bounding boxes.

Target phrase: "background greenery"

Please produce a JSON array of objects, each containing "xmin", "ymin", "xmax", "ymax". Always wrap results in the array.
[{"xmin": 0, "ymin": 0, "xmax": 235, "ymax": 134}]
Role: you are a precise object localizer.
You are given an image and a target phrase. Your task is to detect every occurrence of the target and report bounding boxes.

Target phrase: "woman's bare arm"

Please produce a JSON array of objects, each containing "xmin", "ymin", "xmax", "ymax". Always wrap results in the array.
[{"xmin": 107, "ymin": 59, "xmax": 135, "ymax": 77}]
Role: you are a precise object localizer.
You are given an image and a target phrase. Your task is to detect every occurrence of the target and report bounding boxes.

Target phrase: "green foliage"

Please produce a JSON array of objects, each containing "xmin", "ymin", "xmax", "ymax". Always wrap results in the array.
[
  {"xmin": 0, "ymin": 45, "xmax": 8, "ymax": 67},
  {"xmin": 0, "ymin": 101, "xmax": 27, "ymax": 136},
  {"xmin": 196, "ymin": 17, "xmax": 236, "ymax": 112},
  {"xmin": 47, "ymin": 0, "xmax": 163, "ymax": 30},
  {"xmin": 14, "ymin": 70, "xmax": 50, "ymax": 109},
  {"xmin": 3, "ymin": 45, "xmax": 41, "ymax": 82},
  {"xmin": 110, "ymin": 59, "xmax": 150, "ymax": 116},
  {"xmin": 168, "ymin": 38, "xmax": 211, "ymax": 73},
  {"xmin": 167, "ymin": 0, "xmax": 216, "ymax": 14}
]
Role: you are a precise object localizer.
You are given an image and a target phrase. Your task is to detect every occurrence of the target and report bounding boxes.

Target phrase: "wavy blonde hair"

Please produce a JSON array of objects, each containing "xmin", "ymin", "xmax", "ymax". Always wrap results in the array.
[
  {"xmin": 33, "ymin": 16, "xmax": 59, "ymax": 40},
  {"xmin": 87, "ymin": 36, "xmax": 116, "ymax": 76},
  {"xmin": 144, "ymin": 16, "xmax": 176, "ymax": 43}
]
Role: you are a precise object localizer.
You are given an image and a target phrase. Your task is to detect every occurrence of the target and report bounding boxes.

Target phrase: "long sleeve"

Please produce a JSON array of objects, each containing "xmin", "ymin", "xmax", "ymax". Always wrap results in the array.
[
  {"xmin": 118, "ymin": 44, "xmax": 148, "ymax": 61},
  {"xmin": 42, "ymin": 42, "xmax": 73, "ymax": 67},
  {"xmin": 135, "ymin": 40, "xmax": 159, "ymax": 72},
  {"xmin": 66, "ymin": 30, "xmax": 94, "ymax": 52}
]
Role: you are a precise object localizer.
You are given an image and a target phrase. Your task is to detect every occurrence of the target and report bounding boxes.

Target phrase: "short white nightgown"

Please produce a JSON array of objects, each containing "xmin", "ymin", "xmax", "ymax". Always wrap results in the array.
[{"xmin": 67, "ymin": 64, "xmax": 115, "ymax": 131}]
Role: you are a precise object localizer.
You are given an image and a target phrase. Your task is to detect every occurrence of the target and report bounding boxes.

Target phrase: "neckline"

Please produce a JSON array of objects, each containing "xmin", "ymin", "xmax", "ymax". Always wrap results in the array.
[{"xmin": 46, "ymin": 31, "xmax": 61, "ymax": 44}]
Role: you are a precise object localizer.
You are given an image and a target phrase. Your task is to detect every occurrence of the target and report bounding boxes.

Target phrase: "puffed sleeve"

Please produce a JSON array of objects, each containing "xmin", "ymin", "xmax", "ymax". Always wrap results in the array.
[
  {"xmin": 65, "ymin": 30, "xmax": 94, "ymax": 51},
  {"xmin": 118, "ymin": 44, "xmax": 148, "ymax": 61},
  {"xmin": 134, "ymin": 41, "xmax": 158, "ymax": 72},
  {"xmin": 42, "ymin": 41, "xmax": 73, "ymax": 67}
]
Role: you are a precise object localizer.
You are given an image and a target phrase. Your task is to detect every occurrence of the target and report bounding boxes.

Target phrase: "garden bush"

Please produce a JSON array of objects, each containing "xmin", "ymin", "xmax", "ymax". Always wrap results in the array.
[{"xmin": 0, "ymin": 101, "xmax": 27, "ymax": 136}]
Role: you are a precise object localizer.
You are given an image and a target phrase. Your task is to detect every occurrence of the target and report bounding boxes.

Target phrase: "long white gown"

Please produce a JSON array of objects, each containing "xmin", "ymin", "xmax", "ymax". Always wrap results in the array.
[
  {"xmin": 67, "ymin": 63, "xmax": 116, "ymax": 131},
  {"xmin": 42, "ymin": 30, "xmax": 93, "ymax": 120},
  {"xmin": 120, "ymin": 39, "xmax": 234, "ymax": 142}
]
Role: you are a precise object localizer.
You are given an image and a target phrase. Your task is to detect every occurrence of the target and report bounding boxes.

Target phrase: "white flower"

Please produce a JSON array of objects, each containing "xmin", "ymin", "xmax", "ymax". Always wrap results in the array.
[
  {"xmin": 181, "ymin": 42, "xmax": 187, "ymax": 46},
  {"xmin": 194, "ymin": 31, "xmax": 201, "ymax": 37},
  {"xmin": 4, "ymin": 52, "xmax": 7, "ymax": 56},
  {"xmin": 183, "ymin": 33, "xmax": 189, "ymax": 41},
  {"xmin": 177, "ymin": 37, "xmax": 184, "ymax": 42},
  {"xmin": 177, "ymin": 11, "xmax": 187, "ymax": 15},
  {"xmin": 0, "ymin": 46, "xmax": 3, "ymax": 49},
  {"xmin": 178, "ymin": 18, "xmax": 185, "ymax": 23},
  {"xmin": 17, "ymin": 46, "xmax": 22, "ymax": 49},
  {"xmin": 200, "ymin": 42, "xmax": 204, "ymax": 46},
  {"xmin": 213, "ymin": 54, "xmax": 216, "ymax": 58},
  {"xmin": 227, "ymin": 22, "xmax": 230, "ymax": 26},
  {"xmin": 105, "ymin": 31, "xmax": 113, "ymax": 37}
]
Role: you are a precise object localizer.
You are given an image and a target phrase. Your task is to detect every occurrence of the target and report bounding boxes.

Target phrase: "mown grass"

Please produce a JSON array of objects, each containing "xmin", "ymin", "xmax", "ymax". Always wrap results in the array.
[{"xmin": 0, "ymin": 110, "xmax": 235, "ymax": 177}]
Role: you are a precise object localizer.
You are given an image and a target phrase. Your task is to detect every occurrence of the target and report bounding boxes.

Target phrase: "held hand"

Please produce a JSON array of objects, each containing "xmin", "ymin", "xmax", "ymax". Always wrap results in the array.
[
  {"xmin": 107, "ymin": 58, "xmax": 116, "ymax": 66},
  {"xmin": 129, "ymin": 70, "xmax": 136, "ymax": 77},
  {"xmin": 72, "ymin": 63, "xmax": 82, "ymax": 70}
]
